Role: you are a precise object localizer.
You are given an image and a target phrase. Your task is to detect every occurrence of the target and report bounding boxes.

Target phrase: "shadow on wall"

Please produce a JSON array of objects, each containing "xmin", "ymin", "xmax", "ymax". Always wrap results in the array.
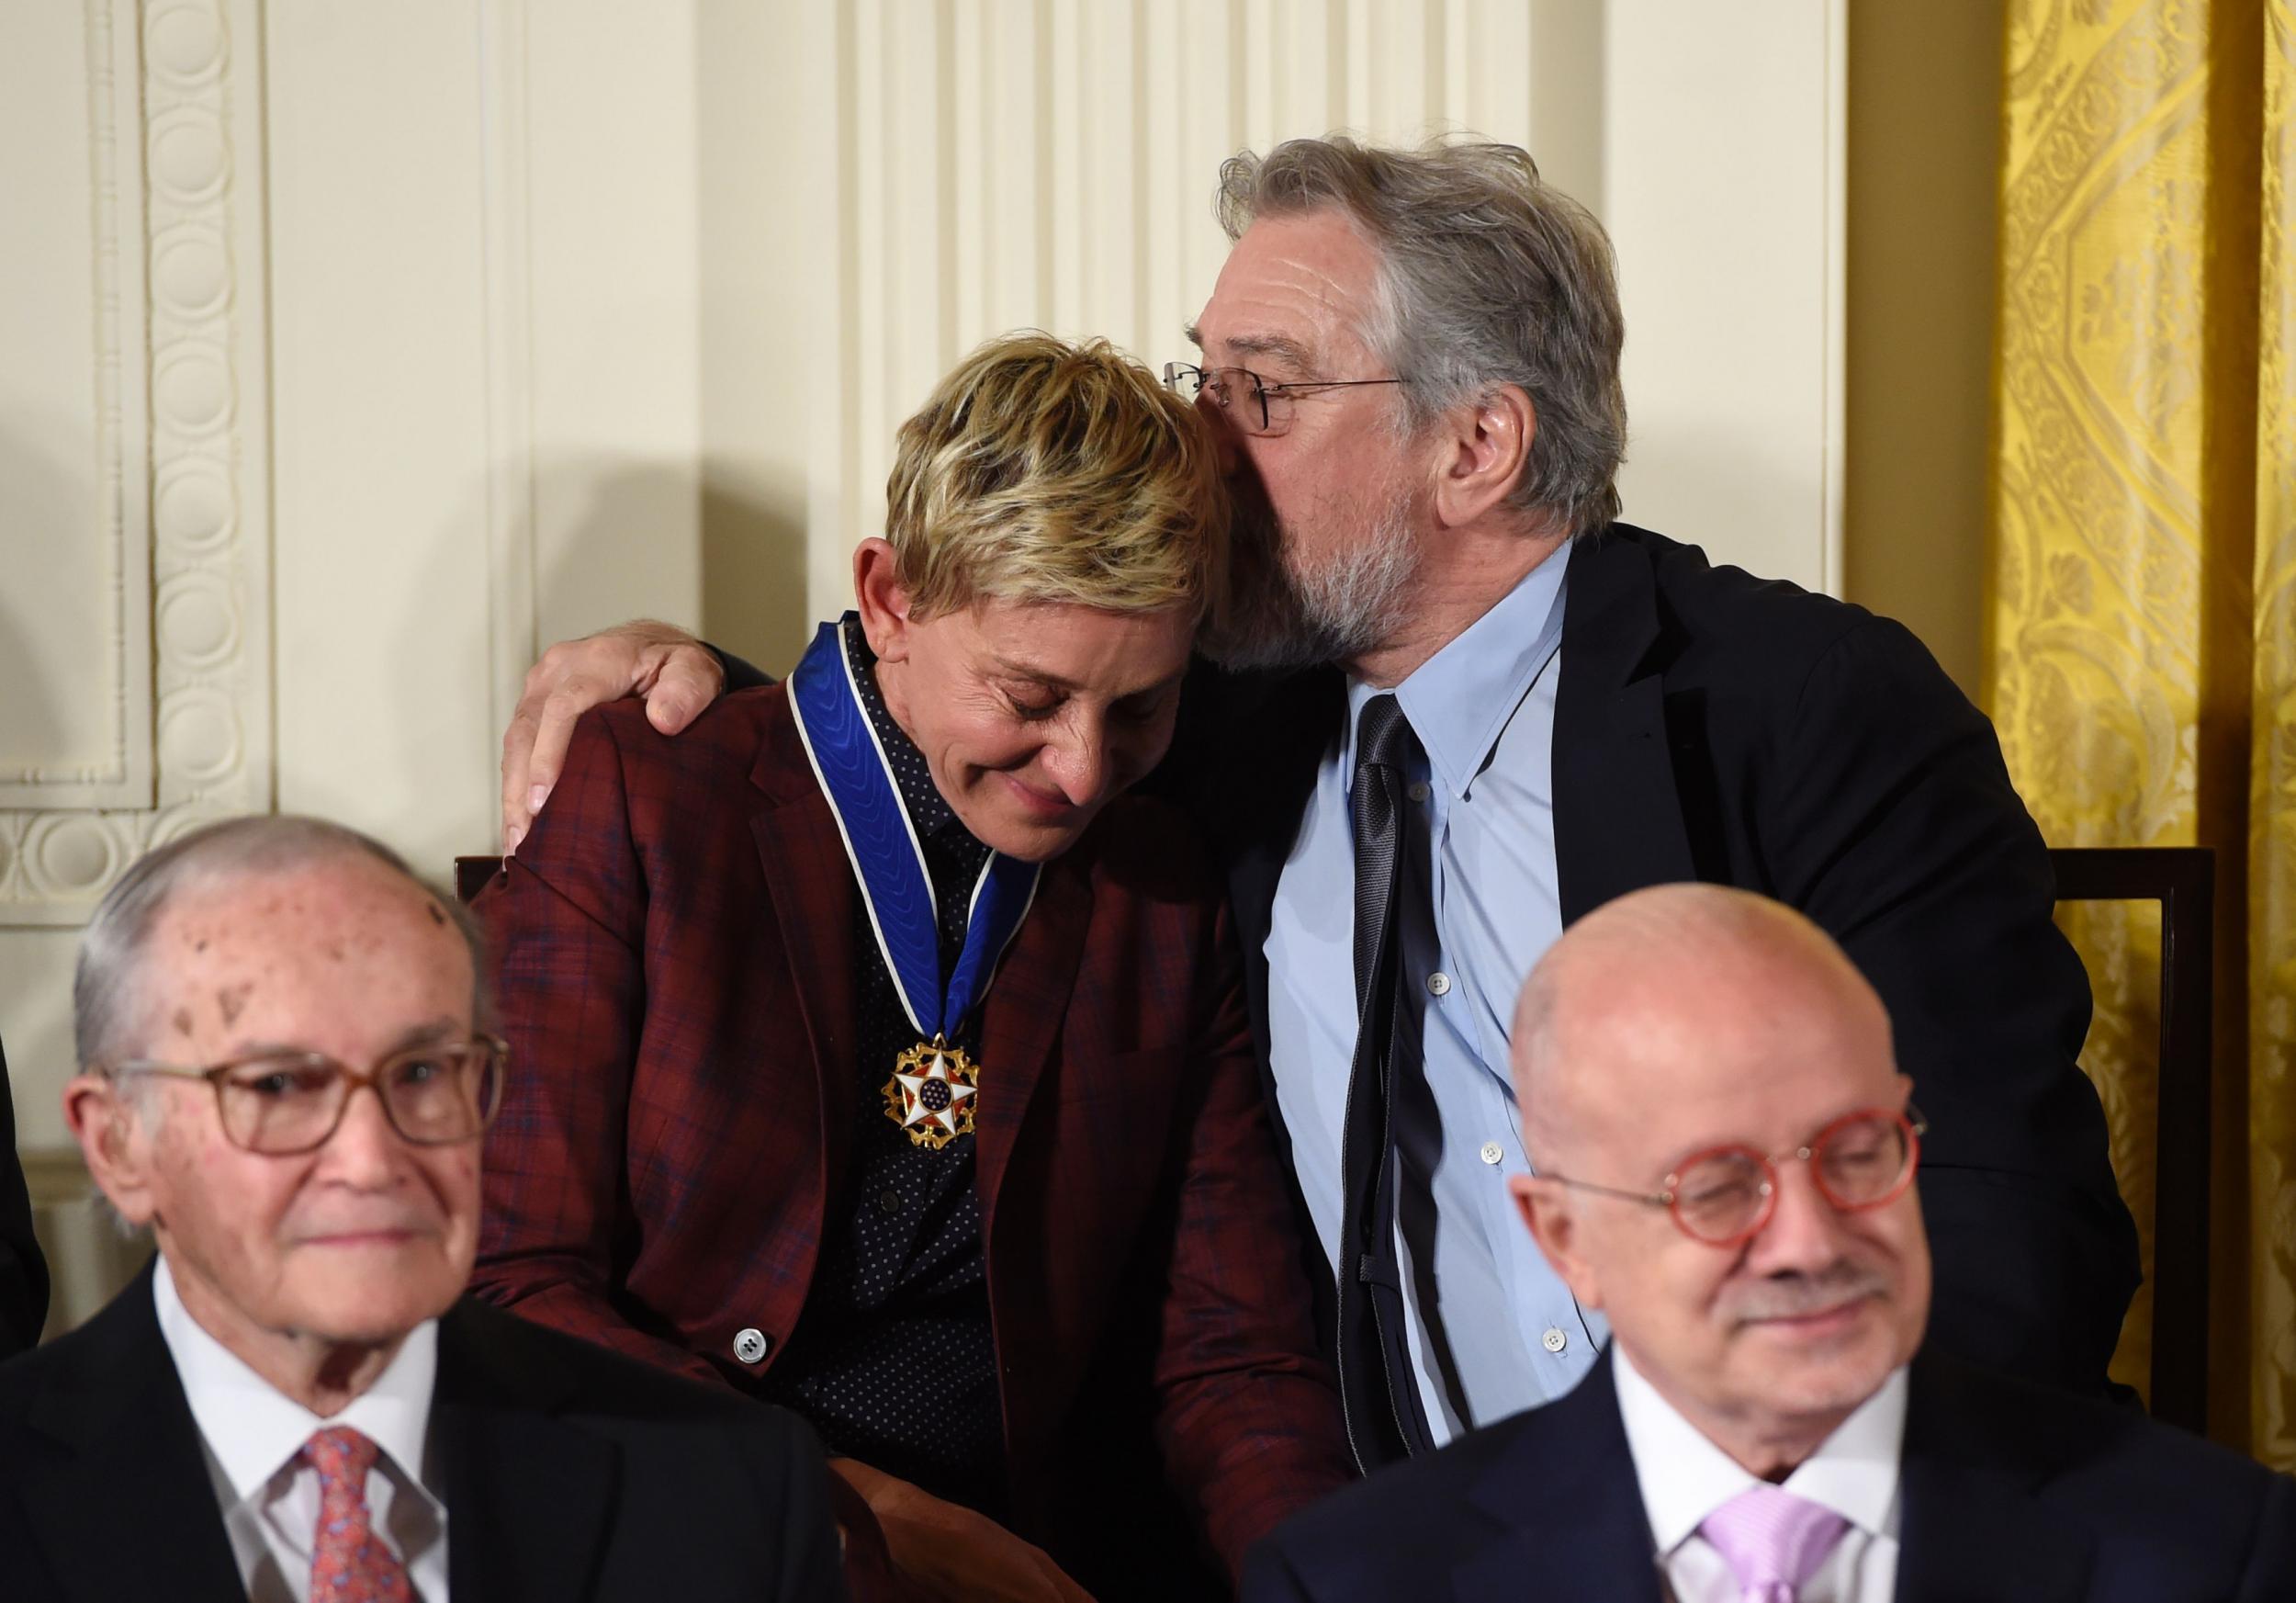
[
  {"xmin": 346, "ymin": 456, "xmax": 811, "ymax": 871},
  {"xmin": 699, "ymin": 459, "xmax": 810, "ymax": 678}
]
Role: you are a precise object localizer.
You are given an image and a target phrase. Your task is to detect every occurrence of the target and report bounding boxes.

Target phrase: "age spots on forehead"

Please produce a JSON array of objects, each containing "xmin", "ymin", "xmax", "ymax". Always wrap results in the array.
[
  {"xmin": 216, "ymin": 981, "xmax": 254, "ymax": 1027},
  {"xmin": 172, "ymin": 1006, "xmax": 195, "ymax": 1038}
]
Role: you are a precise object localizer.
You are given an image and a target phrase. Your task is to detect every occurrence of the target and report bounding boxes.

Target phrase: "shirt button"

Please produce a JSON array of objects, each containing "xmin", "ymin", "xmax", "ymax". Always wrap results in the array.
[
  {"xmin": 878, "ymin": 1188, "xmax": 903, "ymax": 1215},
  {"xmin": 1542, "ymin": 1326, "xmax": 1569, "ymax": 1354},
  {"xmin": 733, "ymin": 1327, "xmax": 772, "ymax": 1364},
  {"xmin": 1427, "ymin": 971, "xmax": 1452, "ymax": 997},
  {"xmin": 1480, "ymin": 1141, "xmax": 1504, "ymax": 1166},
  {"xmin": 1407, "ymin": 781, "xmax": 1431, "ymax": 803}
]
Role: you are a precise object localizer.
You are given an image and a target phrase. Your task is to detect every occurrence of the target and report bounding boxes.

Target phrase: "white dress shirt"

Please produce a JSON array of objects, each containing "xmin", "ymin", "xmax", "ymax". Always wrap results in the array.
[
  {"xmin": 1266, "ymin": 540, "xmax": 1603, "ymax": 1444},
  {"xmin": 153, "ymin": 1257, "xmax": 451, "ymax": 1602},
  {"xmin": 1613, "ymin": 1347, "xmax": 1904, "ymax": 1603}
]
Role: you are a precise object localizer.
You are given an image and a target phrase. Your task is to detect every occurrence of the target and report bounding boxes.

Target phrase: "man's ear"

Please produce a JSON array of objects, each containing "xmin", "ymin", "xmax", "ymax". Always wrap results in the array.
[
  {"xmin": 1510, "ymin": 1173, "xmax": 1604, "ymax": 1311},
  {"xmin": 1430, "ymin": 382, "xmax": 1536, "ymax": 530},
  {"xmin": 64, "ymin": 1073, "xmax": 159, "ymax": 1228},
  {"xmin": 851, "ymin": 538, "xmax": 917, "ymax": 663}
]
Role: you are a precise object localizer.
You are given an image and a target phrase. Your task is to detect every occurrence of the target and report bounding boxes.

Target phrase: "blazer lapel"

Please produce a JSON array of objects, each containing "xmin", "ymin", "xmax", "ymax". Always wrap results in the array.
[
  {"xmin": 16, "ymin": 1269, "xmax": 246, "ymax": 1603},
  {"xmin": 1453, "ymin": 1354, "xmax": 1663, "ymax": 1603},
  {"xmin": 434, "ymin": 1301, "xmax": 619, "ymax": 1603},
  {"xmin": 974, "ymin": 847, "xmax": 1093, "ymax": 1234},
  {"xmin": 1894, "ymin": 1356, "xmax": 2092, "ymax": 1601},
  {"xmin": 1551, "ymin": 527, "xmax": 1697, "ymax": 923},
  {"xmin": 748, "ymin": 698, "xmax": 860, "ymax": 1195}
]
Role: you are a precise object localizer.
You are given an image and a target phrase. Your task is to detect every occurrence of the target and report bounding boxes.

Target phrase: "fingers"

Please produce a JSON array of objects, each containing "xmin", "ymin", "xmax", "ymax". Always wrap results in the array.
[
  {"xmin": 500, "ymin": 638, "xmax": 632, "ymax": 851},
  {"xmin": 640, "ymin": 642, "xmax": 726, "ymax": 735},
  {"xmin": 501, "ymin": 699, "xmax": 542, "ymax": 852},
  {"xmin": 520, "ymin": 681, "xmax": 590, "ymax": 841},
  {"xmin": 498, "ymin": 624, "xmax": 716, "ymax": 851}
]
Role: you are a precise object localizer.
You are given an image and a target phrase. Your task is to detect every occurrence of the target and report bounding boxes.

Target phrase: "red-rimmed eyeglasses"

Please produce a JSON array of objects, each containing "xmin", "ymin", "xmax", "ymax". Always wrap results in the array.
[{"xmin": 1540, "ymin": 1105, "xmax": 1926, "ymax": 1247}]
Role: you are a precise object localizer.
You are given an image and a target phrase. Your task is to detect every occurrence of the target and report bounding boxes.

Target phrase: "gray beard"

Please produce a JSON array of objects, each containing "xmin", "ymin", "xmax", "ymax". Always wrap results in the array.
[{"xmin": 1204, "ymin": 492, "xmax": 1422, "ymax": 673}]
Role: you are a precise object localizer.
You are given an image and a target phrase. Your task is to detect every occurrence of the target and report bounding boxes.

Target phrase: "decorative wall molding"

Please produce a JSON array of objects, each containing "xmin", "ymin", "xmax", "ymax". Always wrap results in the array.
[
  {"xmin": 0, "ymin": 0, "xmax": 272, "ymax": 926},
  {"xmin": 0, "ymin": 0, "xmax": 152, "ymax": 809},
  {"xmin": 804, "ymin": 0, "xmax": 1568, "ymax": 624}
]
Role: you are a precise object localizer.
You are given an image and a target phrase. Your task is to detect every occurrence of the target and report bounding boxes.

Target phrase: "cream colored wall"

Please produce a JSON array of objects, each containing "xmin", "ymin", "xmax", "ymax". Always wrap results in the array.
[{"xmin": 3, "ymin": 0, "xmax": 1847, "ymax": 1330}]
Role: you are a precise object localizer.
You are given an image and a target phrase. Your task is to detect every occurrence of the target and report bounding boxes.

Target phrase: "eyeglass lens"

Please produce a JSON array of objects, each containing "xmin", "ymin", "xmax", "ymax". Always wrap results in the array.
[
  {"xmin": 1669, "ymin": 1111, "xmax": 1915, "ymax": 1242},
  {"xmin": 1165, "ymin": 363, "xmax": 1274, "ymax": 434},
  {"xmin": 217, "ymin": 1043, "xmax": 503, "ymax": 1154}
]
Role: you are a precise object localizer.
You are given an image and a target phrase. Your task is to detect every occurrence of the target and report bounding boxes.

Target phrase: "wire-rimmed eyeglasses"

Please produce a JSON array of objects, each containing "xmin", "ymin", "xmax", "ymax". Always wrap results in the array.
[
  {"xmin": 104, "ymin": 1034, "xmax": 508, "ymax": 1156},
  {"xmin": 1162, "ymin": 361, "xmax": 1403, "ymax": 437},
  {"xmin": 1540, "ymin": 1105, "xmax": 1927, "ymax": 1247}
]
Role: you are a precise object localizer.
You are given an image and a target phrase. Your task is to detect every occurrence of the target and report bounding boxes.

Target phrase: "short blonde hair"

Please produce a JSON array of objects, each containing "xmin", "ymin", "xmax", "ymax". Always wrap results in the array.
[{"xmin": 884, "ymin": 333, "xmax": 1228, "ymax": 622}]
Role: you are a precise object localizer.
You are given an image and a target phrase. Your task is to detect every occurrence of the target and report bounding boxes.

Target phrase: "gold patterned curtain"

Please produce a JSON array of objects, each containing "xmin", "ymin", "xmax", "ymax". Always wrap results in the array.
[{"xmin": 1988, "ymin": 0, "xmax": 2295, "ymax": 1468}]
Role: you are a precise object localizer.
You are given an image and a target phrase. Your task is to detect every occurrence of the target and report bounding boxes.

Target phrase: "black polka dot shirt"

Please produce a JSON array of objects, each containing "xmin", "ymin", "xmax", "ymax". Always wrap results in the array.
[{"xmin": 760, "ymin": 620, "xmax": 1007, "ymax": 1517}]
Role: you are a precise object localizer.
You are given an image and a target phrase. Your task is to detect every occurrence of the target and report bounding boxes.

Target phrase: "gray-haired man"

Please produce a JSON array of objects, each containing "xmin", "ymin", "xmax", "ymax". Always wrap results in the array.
[
  {"xmin": 495, "ymin": 135, "xmax": 2137, "ymax": 1470},
  {"xmin": 0, "ymin": 815, "xmax": 843, "ymax": 1602}
]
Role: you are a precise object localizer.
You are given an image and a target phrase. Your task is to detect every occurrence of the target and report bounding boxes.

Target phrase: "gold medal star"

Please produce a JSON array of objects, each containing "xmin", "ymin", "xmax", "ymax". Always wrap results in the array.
[{"xmin": 884, "ymin": 1041, "xmax": 979, "ymax": 1149}]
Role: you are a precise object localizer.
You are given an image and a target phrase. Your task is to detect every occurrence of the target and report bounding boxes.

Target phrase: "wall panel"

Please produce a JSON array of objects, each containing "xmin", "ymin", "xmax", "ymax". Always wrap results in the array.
[
  {"xmin": 6, "ymin": 0, "xmax": 1847, "ymax": 1326},
  {"xmin": 774, "ymin": 0, "xmax": 1845, "ymax": 628},
  {"xmin": 0, "ymin": 0, "xmax": 272, "ymax": 1165}
]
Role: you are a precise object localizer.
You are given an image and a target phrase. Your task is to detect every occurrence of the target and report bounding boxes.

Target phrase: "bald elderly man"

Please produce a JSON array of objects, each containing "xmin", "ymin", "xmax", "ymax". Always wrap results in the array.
[
  {"xmin": 1244, "ymin": 886, "xmax": 2294, "ymax": 1603},
  {"xmin": 0, "ymin": 817, "xmax": 844, "ymax": 1602}
]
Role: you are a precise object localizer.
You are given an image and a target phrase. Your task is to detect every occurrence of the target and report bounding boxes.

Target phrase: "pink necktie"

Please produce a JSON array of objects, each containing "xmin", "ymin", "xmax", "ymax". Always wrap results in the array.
[
  {"xmin": 1697, "ymin": 1484, "xmax": 1849, "ymax": 1603},
  {"xmin": 303, "ymin": 1426, "xmax": 413, "ymax": 1603}
]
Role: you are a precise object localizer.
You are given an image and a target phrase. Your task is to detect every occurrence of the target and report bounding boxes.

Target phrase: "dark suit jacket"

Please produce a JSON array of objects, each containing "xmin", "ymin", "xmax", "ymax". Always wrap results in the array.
[
  {"xmin": 1172, "ymin": 523, "xmax": 2138, "ymax": 1397},
  {"xmin": 0, "ymin": 1036, "xmax": 49, "ymax": 1355},
  {"xmin": 0, "ymin": 1260, "xmax": 846, "ymax": 1602},
  {"xmin": 471, "ymin": 687, "xmax": 1354, "ymax": 1594},
  {"xmin": 1241, "ymin": 1347, "xmax": 2296, "ymax": 1602}
]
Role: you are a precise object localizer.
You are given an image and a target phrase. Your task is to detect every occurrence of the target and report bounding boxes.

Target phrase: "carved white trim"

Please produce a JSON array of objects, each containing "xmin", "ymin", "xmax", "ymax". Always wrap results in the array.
[
  {"xmin": 0, "ymin": 0, "xmax": 153, "ymax": 808},
  {"xmin": 0, "ymin": 0, "xmax": 272, "ymax": 925}
]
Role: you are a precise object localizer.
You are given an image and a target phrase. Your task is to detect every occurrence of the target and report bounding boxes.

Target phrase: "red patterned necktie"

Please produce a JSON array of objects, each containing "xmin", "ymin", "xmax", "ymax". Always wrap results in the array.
[{"xmin": 302, "ymin": 1426, "xmax": 413, "ymax": 1603}]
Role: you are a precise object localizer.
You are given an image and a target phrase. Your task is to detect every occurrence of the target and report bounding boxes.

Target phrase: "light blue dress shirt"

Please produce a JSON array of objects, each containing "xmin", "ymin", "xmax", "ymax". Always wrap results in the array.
[{"xmin": 1265, "ymin": 539, "xmax": 1604, "ymax": 1444}]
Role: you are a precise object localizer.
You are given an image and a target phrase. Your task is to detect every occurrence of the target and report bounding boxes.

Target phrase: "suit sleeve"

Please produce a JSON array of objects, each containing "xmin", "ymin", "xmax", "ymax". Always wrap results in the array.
[
  {"xmin": 751, "ymin": 1413, "xmax": 852, "ymax": 1603},
  {"xmin": 1237, "ymin": 1534, "xmax": 1320, "ymax": 1603},
  {"xmin": 1760, "ymin": 615, "xmax": 2139, "ymax": 1392},
  {"xmin": 705, "ymin": 644, "xmax": 773, "ymax": 694},
  {"xmin": 1147, "ymin": 894, "xmax": 1356, "ymax": 1578},
  {"xmin": 0, "ymin": 1040, "xmax": 50, "ymax": 1356},
  {"xmin": 470, "ymin": 710, "xmax": 725, "ymax": 1389}
]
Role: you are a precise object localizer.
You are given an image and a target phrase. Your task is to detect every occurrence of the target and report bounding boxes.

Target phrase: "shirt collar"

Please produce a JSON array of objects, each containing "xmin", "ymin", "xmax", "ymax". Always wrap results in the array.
[
  {"xmin": 1345, "ymin": 538, "xmax": 1571, "ymax": 801},
  {"xmin": 153, "ymin": 1253, "xmax": 443, "ymax": 1507},
  {"xmin": 1612, "ymin": 1343, "xmax": 1908, "ymax": 1554},
  {"xmin": 840, "ymin": 612, "xmax": 978, "ymax": 850}
]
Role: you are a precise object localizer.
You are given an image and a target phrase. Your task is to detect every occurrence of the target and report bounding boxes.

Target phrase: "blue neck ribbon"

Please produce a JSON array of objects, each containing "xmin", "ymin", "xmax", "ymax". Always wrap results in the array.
[{"xmin": 787, "ymin": 615, "xmax": 1041, "ymax": 1044}]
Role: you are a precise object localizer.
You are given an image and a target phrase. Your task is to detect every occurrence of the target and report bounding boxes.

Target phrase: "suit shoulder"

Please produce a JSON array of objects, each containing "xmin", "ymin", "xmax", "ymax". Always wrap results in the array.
[
  {"xmin": 1600, "ymin": 525, "xmax": 1961, "ymax": 724},
  {"xmin": 0, "ymin": 1317, "xmax": 87, "ymax": 1421},
  {"xmin": 0, "ymin": 1275, "xmax": 154, "ymax": 1417},
  {"xmin": 574, "ymin": 684, "xmax": 785, "ymax": 785},
  {"xmin": 1922, "ymin": 1357, "xmax": 2291, "ymax": 1538},
  {"xmin": 1260, "ymin": 1405, "xmax": 1546, "ymax": 1562},
  {"xmin": 1082, "ymin": 791, "xmax": 1226, "ymax": 902},
  {"xmin": 1604, "ymin": 523, "xmax": 1901, "ymax": 669},
  {"xmin": 523, "ymin": 689, "xmax": 792, "ymax": 871}
]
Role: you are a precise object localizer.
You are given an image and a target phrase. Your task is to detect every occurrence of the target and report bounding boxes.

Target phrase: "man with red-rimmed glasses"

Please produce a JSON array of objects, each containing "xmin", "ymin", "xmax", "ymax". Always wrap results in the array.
[{"xmin": 1243, "ymin": 884, "xmax": 2294, "ymax": 1603}]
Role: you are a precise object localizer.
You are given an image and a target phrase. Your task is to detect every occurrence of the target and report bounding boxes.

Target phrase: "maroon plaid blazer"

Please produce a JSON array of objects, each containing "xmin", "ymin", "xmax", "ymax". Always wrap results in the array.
[{"xmin": 471, "ymin": 685, "xmax": 1352, "ymax": 1584}]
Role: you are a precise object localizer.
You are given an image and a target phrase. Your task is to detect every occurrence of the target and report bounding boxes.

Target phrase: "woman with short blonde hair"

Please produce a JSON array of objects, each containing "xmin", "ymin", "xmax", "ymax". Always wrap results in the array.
[{"xmin": 475, "ymin": 332, "xmax": 1351, "ymax": 1601}]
